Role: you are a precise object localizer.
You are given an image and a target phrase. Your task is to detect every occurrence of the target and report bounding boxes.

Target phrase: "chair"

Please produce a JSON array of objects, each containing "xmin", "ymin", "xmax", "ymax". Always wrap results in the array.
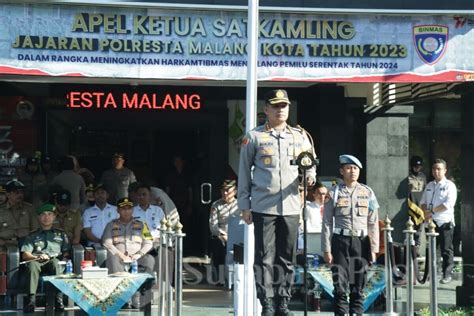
[{"xmin": 5, "ymin": 244, "xmax": 87, "ymax": 309}]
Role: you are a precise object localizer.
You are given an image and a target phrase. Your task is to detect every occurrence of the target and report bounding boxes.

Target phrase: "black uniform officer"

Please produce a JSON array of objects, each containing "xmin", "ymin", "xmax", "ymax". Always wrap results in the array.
[{"xmin": 321, "ymin": 155, "xmax": 380, "ymax": 316}]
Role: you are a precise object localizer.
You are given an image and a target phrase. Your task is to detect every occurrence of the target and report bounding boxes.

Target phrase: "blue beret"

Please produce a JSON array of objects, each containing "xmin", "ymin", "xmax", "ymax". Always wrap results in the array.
[{"xmin": 339, "ymin": 154, "xmax": 363, "ymax": 169}]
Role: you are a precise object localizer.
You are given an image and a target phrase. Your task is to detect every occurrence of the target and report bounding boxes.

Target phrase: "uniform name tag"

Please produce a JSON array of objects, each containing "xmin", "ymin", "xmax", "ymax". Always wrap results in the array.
[{"xmin": 336, "ymin": 198, "xmax": 349, "ymax": 207}]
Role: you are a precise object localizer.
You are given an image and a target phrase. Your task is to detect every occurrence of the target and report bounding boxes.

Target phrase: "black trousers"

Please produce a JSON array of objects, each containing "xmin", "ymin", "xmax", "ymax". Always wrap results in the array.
[
  {"xmin": 435, "ymin": 222, "xmax": 454, "ymax": 277},
  {"xmin": 253, "ymin": 212, "xmax": 299, "ymax": 301},
  {"xmin": 210, "ymin": 237, "xmax": 227, "ymax": 282},
  {"xmin": 331, "ymin": 234, "xmax": 370, "ymax": 316}
]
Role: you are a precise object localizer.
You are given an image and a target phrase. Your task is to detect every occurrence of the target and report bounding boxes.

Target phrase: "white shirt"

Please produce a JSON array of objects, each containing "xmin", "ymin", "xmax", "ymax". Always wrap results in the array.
[
  {"xmin": 305, "ymin": 201, "xmax": 323, "ymax": 233},
  {"xmin": 133, "ymin": 204, "xmax": 165, "ymax": 239},
  {"xmin": 420, "ymin": 177, "xmax": 457, "ymax": 226},
  {"xmin": 83, "ymin": 203, "xmax": 118, "ymax": 243}
]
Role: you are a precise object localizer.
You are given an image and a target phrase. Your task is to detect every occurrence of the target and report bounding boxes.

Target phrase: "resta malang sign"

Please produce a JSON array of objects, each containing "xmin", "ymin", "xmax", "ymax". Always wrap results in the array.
[{"xmin": 67, "ymin": 91, "xmax": 201, "ymax": 110}]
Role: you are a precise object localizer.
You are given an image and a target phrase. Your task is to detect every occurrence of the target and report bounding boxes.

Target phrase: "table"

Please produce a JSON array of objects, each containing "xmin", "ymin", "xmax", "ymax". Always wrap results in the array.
[
  {"xmin": 43, "ymin": 273, "xmax": 154, "ymax": 315},
  {"xmin": 298, "ymin": 265, "xmax": 385, "ymax": 312}
]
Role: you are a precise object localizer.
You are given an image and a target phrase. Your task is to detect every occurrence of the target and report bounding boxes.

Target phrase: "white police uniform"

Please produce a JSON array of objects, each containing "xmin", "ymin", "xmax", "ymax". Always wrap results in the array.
[{"xmin": 83, "ymin": 203, "xmax": 118, "ymax": 245}]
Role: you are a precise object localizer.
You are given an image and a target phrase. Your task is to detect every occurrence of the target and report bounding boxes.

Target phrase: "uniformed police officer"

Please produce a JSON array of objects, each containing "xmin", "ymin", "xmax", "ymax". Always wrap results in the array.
[
  {"xmin": 0, "ymin": 180, "xmax": 38, "ymax": 248},
  {"xmin": 322, "ymin": 155, "xmax": 380, "ymax": 316},
  {"xmin": 408, "ymin": 156, "xmax": 427, "ymax": 250},
  {"xmin": 21, "ymin": 203, "xmax": 70, "ymax": 313},
  {"xmin": 102, "ymin": 197, "xmax": 154, "ymax": 274},
  {"xmin": 17, "ymin": 157, "xmax": 47, "ymax": 206},
  {"xmin": 101, "ymin": 152, "xmax": 137, "ymax": 204},
  {"xmin": 53, "ymin": 189, "xmax": 83, "ymax": 245},
  {"xmin": 209, "ymin": 179, "xmax": 239, "ymax": 284},
  {"xmin": 238, "ymin": 89, "xmax": 316, "ymax": 316},
  {"xmin": 408, "ymin": 156, "xmax": 427, "ymax": 194}
]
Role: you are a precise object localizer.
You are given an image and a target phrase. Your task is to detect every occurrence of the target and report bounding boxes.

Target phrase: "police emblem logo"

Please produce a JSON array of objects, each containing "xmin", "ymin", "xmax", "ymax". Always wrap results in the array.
[
  {"xmin": 276, "ymin": 90, "xmax": 285, "ymax": 98},
  {"xmin": 263, "ymin": 157, "xmax": 272, "ymax": 165},
  {"xmin": 413, "ymin": 25, "xmax": 449, "ymax": 65}
]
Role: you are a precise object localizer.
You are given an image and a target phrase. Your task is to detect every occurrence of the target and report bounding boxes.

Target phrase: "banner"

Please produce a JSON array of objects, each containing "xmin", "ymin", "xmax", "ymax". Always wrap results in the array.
[{"xmin": 1, "ymin": 4, "xmax": 474, "ymax": 82}]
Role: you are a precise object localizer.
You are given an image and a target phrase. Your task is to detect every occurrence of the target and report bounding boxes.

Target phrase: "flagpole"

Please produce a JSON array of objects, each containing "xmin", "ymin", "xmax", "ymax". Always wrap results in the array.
[{"xmin": 244, "ymin": 0, "xmax": 259, "ymax": 315}]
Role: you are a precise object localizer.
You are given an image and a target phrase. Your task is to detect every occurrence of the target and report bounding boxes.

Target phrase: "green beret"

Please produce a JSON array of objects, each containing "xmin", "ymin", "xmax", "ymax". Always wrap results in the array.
[{"xmin": 37, "ymin": 203, "xmax": 56, "ymax": 215}]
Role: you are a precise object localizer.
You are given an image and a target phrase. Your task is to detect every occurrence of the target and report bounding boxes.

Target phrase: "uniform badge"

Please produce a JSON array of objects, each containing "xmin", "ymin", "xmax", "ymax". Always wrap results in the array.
[
  {"xmin": 276, "ymin": 90, "xmax": 285, "ymax": 98},
  {"xmin": 336, "ymin": 198, "xmax": 349, "ymax": 207},
  {"xmin": 263, "ymin": 157, "xmax": 272, "ymax": 165},
  {"xmin": 413, "ymin": 25, "xmax": 449, "ymax": 64}
]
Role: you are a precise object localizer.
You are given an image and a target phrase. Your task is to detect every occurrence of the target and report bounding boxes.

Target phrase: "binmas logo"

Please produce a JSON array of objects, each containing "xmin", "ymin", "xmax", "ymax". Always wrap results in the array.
[{"xmin": 413, "ymin": 25, "xmax": 449, "ymax": 65}]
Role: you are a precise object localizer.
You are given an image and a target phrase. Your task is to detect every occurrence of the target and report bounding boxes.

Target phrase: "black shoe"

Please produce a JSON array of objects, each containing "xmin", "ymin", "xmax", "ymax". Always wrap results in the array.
[
  {"xmin": 260, "ymin": 297, "xmax": 275, "ymax": 316},
  {"xmin": 275, "ymin": 297, "xmax": 294, "ymax": 316},
  {"xmin": 23, "ymin": 295, "xmax": 35, "ymax": 313},
  {"xmin": 24, "ymin": 301, "xmax": 35, "ymax": 313},
  {"xmin": 55, "ymin": 300, "xmax": 65, "ymax": 312},
  {"xmin": 55, "ymin": 293, "xmax": 65, "ymax": 312}
]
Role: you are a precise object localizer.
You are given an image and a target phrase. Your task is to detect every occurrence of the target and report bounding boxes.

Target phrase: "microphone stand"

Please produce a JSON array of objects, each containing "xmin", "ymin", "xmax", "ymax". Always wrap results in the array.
[{"xmin": 295, "ymin": 152, "xmax": 317, "ymax": 316}]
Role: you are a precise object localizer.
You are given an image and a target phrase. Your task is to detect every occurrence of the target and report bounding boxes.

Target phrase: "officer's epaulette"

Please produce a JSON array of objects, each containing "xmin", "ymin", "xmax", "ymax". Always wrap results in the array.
[
  {"xmin": 288, "ymin": 125, "xmax": 303, "ymax": 133},
  {"xmin": 22, "ymin": 201, "xmax": 33, "ymax": 207},
  {"xmin": 53, "ymin": 227, "xmax": 65, "ymax": 232},
  {"xmin": 29, "ymin": 228, "xmax": 40, "ymax": 234},
  {"xmin": 357, "ymin": 183, "xmax": 372, "ymax": 195}
]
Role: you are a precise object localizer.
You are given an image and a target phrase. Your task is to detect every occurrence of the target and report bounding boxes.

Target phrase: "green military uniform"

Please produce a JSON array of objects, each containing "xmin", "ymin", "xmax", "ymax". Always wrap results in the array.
[
  {"xmin": 21, "ymin": 226, "xmax": 70, "ymax": 295},
  {"xmin": 102, "ymin": 218, "xmax": 154, "ymax": 274},
  {"xmin": 21, "ymin": 227, "xmax": 70, "ymax": 295},
  {"xmin": 0, "ymin": 201, "xmax": 38, "ymax": 246}
]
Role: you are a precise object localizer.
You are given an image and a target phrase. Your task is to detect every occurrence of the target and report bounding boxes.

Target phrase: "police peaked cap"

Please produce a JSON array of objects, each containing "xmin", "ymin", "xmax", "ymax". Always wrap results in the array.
[
  {"xmin": 5, "ymin": 179, "xmax": 25, "ymax": 192},
  {"xmin": 264, "ymin": 89, "xmax": 291, "ymax": 105},
  {"xmin": 410, "ymin": 156, "xmax": 423, "ymax": 166},
  {"xmin": 26, "ymin": 157, "xmax": 38, "ymax": 164},
  {"xmin": 221, "ymin": 179, "xmax": 236, "ymax": 189},
  {"xmin": 117, "ymin": 197, "xmax": 134, "ymax": 208},
  {"xmin": 85, "ymin": 183, "xmax": 95, "ymax": 193},
  {"xmin": 113, "ymin": 152, "xmax": 125, "ymax": 159},
  {"xmin": 56, "ymin": 190, "xmax": 71, "ymax": 205},
  {"xmin": 94, "ymin": 183, "xmax": 108, "ymax": 192},
  {"xmin": 339, "ymin": 154, "xmax": 363, "ymax": 169}
]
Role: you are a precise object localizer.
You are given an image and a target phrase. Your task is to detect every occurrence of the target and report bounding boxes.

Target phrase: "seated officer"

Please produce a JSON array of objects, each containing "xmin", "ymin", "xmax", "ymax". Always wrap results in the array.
[
  {"xmin": 102, "ymin": 197, "xmax": 154, "ymax": 274},
  {"xmin": 53, "ymin": 189, "xmax": 83, "ymax": 245},
  {"xmin": 83, "ymin": 184, "xmax": 117, "ymax": 247},
  {"xmin": 21, "ymin": 203, "xmax": 70, "ymax": 313},
  {"xmin": 0, "ymin": 179, "xmax": 38, "ymax": 248}
]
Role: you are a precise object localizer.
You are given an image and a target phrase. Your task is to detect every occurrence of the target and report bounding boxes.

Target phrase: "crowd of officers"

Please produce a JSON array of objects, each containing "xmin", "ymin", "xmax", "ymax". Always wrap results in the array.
[{"xmin": 0, "ymin": 153, "xmax": 178, "ymax": 313}]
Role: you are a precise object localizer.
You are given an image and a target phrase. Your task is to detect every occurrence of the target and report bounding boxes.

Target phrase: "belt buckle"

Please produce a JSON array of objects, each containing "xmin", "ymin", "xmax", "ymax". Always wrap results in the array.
[{"xmin": 351, "ymin": 229, "xmax": 358, "ymax": 237}]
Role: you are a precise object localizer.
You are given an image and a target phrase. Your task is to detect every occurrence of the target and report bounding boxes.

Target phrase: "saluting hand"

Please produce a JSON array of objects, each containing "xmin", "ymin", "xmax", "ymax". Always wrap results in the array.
[{"xmin": 242, "ymin": 210, "xmax": 253, "ymax": 225}]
